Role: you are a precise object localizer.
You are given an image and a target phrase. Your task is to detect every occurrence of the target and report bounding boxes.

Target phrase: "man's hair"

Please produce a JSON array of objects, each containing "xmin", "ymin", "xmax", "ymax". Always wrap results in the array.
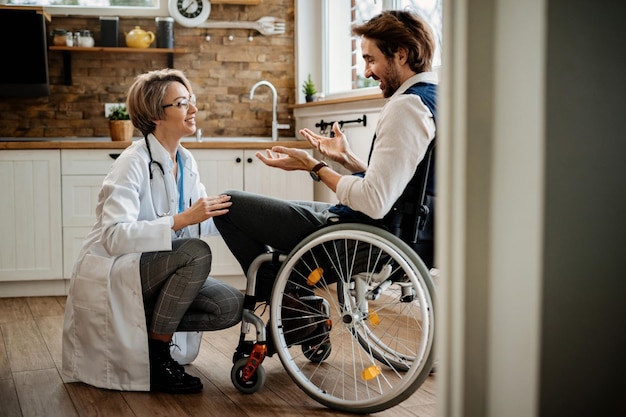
[
  {"xmin": 353, "ymin": 10, "xmax": 435, "ymax": 73},
  {"xmin": 126, "ymin": 68, "xmax": 192, "ymax": 136}
]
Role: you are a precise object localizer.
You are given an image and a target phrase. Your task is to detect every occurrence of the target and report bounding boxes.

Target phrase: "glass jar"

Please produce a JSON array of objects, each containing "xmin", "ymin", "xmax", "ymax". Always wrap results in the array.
[
  {"xmin": 52, "ymin": 29, "xmax": 68, "ymax": 46},
  {"xmin": 78, "ymin": 30, "xmax": 94, "ymax": 47}
]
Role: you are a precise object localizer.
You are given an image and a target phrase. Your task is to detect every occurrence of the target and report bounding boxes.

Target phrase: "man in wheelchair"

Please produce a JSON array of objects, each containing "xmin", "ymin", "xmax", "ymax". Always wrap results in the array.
[{"xmin": 214, "ymin": 10, "xmax": 437, "ymax": 352}]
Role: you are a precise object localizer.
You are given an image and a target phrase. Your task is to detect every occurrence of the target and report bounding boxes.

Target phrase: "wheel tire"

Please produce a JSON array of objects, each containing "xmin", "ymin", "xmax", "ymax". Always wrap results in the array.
[{"xmin": 230, "ymin": 357, "xmax": 266, "ymax": 394}]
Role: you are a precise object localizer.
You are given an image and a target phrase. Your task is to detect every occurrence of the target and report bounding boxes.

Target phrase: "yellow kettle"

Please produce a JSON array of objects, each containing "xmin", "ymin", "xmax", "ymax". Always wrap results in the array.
[{"xmin": 125, "ymin": 26, "xmax": 155, "ymax": 48}]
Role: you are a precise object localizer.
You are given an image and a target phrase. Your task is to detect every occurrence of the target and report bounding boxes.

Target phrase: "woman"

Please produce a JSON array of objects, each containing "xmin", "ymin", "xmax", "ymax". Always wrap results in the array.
[{"xmin": 62, "ymin": 69, "xmax": 243, "ymax": 394}]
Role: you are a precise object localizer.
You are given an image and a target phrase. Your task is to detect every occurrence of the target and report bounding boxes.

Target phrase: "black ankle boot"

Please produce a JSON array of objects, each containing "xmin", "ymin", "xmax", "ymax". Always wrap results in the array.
[
  {"xmin": 280, "ymin": 294, "xmax": 330, "ymax": 346},
  {"xmin": 148, "ymin": 339, "xmax": 203, "ymax": 394}
]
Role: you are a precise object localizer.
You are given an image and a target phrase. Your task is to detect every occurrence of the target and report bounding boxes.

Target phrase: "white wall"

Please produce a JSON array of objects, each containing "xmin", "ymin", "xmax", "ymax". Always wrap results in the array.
[{"xmin": 439, "ymin": 0, "xmax": 626, "ymax": 416}]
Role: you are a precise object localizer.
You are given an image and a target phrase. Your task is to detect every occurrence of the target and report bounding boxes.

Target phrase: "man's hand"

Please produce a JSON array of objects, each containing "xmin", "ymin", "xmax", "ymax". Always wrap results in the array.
[
  {"xmin": 299, "ymin": 122, "xmax": 349, "ymax": 165},
  {"xmin": 299, "ymin": 122, "xmax": 367, "ymax": 173},
  {"xmin": 255, "ymin": 146, "xmax": 317, "ymax": 171}
]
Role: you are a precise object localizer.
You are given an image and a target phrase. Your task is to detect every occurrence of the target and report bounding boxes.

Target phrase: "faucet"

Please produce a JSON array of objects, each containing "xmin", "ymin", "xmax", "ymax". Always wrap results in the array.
[
  {"xmin": 195, "ymin": 128, "xmax": 202, "ymax": 142},
  {"xmin": 249, "ymin": 80, "xmax": 290, "ymax": 141}
]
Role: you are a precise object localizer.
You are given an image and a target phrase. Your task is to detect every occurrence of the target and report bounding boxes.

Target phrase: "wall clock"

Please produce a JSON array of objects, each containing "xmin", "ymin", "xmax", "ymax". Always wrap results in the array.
[{"xmin": 168, "ymin": 0, "xmax": 211, "ymax": 28}]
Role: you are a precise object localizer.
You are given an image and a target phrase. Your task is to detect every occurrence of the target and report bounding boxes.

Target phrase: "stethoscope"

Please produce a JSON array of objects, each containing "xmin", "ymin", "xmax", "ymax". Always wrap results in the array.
[{"xmin": 145, "ymin": 135, "xmax": 183, "ymax": 217}]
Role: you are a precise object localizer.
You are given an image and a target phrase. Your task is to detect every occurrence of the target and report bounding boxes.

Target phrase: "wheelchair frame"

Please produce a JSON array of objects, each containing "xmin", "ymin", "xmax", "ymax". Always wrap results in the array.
[
  {"xmin": 227, "ymin": 139, "xmax": 437, "ymax": 413},
  {"xmin": 229, "ymin": 222, "xmax": 437, "ymax": 414}
]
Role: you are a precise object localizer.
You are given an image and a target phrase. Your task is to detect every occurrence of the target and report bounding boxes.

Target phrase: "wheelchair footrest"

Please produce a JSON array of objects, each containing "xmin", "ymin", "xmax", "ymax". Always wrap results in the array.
[
  {"xmin": 233, "ymin": 340, "xmax": 254, "ymax": 364},
  {"xmin": 281, "ymin": 294, "xmax": 332, "ymax": 348}
]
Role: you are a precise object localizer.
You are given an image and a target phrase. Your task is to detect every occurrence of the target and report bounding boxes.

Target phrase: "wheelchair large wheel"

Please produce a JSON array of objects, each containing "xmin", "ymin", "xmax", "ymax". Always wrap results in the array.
[{"xmin": 268, "ymin": 223, "xmax": 436, "ymax": 414}]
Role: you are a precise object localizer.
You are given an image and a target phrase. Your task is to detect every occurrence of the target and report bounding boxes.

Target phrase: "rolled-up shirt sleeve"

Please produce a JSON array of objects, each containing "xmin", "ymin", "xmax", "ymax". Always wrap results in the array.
[{"xmin": 335, "ymin": 93, "xmax": 435, "ymax": 219}]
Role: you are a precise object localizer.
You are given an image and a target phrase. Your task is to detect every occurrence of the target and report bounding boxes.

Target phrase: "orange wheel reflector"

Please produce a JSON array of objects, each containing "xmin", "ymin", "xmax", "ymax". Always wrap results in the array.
[
  {"xmin": 306, "ymin": 267, "xmax": 324, "ymax": 286},
  {"xmin": 368, "ymin": 310, "xmax": 380, "ymax": 326},
  {"xmin": 361, "ymin": 365, "xmax": 381, "ymax": 381}
]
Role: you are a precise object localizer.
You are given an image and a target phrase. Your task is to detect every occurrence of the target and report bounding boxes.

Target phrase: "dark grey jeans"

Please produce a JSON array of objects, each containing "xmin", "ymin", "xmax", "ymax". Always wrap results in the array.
[
  {"xmin": 213, "ymin": 190, "xmax": 336, "ymax": 275},
  {"xmin": 140, "ymin": 238, "xmax": 243, "ymax": 334}
]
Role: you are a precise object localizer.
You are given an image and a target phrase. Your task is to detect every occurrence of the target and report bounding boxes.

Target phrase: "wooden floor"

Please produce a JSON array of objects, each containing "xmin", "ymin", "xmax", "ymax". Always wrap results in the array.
[{"xmin": 0, "ymin": 296, "xmax": 436, "ymax": 417}]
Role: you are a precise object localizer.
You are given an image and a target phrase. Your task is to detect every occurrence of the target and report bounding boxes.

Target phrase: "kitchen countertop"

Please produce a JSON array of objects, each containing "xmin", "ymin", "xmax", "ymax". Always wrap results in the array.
[{"xmin": 0, "ymin": 138, "xmax": 311, "ymax": 150}]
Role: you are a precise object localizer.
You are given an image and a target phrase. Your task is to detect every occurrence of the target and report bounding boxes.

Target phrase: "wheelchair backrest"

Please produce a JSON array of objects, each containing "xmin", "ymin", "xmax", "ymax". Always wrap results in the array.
[
  {"xmin": 327, "ymin": 82, "xmax": 437, "ymax": 267},
  {"xmin": 379, "ymin": 82, "xmax": 437, "ymax": 266}
]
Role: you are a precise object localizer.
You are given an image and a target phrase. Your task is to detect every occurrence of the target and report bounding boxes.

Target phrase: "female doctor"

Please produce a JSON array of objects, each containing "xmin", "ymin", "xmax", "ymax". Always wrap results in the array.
[{"xmin": 62, "ymin": 69, "xmax": 243, "ymax": 394}]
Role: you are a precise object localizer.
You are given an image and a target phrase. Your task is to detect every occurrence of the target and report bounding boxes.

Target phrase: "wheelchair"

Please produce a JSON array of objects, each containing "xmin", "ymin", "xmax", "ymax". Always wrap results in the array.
[
  {"xmin": 228, "ymin": 223, "xmax": 436, "ymax": 414},
  {"xmin": 228, "ymin": 144, "xmax": 438, "ymax": 414}
]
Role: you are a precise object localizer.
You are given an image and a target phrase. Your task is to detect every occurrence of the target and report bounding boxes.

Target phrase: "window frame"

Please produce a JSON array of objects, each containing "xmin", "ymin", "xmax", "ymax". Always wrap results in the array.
[
  {"xmin": 295, "ymin": 0, "xmax": 442, "ymax": 103},
  {"xmin": 296, "ymin": 0, "xmax": 380, "ymax": 104}
]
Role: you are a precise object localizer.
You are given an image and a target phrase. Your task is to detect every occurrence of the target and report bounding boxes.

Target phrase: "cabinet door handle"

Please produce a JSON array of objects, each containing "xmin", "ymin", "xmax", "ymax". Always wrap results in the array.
[
  {"xmin": 109, "ymin": 153, "xmax": 121, "ymax": 160},
  {"xmin": 235, "ymin": 157, "xmax": 242, "ymax": 163},
  {"xmin": 247, "ymin": 158, "xmax": 253, "ymax": 163}
]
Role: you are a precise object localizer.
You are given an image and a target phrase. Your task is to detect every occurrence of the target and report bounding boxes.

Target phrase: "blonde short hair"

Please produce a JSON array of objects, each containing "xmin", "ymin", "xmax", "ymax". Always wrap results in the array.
[{"xmin": 126, "ymin": 68, "xmax": 193, "ymax": 136}]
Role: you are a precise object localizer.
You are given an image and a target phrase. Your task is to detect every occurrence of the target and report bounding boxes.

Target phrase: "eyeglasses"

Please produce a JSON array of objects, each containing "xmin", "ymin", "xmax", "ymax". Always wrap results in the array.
[{"xmin": 162, "ymin": 95, "xmax": 196, "ymax": 110}]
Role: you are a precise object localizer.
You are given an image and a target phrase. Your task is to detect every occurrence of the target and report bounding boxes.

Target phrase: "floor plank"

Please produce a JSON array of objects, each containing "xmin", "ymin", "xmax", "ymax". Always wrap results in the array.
[
  {"xmin": 13, "ymin": 368, "xmax": 78, "ymax": 417},
  {"xmin": 25, "ymin": 296, "xmax": 65, "ymax": 317},
  {"xmin": 0, "ymin": 298, "xmax": 32, "ymax": 324},
  {"xmin": 0, "ymin": 328, "xmax": 11, "ymax": 379},
  {"xmin": 2, "ymin": 320, "xmax": 55, "ymax": 372},
  {"xmin": 170, "ymin": 374, "xmax": 249, "ymax": 417},
  {"xmin": 36, "ymin": 315, "xmax": 64, "ymax": 370},
  {"xmin": 0, "ymin": 378, "xmax": 22, "ymax": 417},
  {"xmin": 121, "ymin": 390, "xmax": 197, "ymax": 417},
  {"xmin": 65, "ymin": 382, "xmax": 136, "ymax": 417}
]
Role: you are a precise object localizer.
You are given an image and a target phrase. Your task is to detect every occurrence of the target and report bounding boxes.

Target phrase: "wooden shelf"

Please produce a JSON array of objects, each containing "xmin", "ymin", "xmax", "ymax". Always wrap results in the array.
[
  {"xmin": 48, "ymin": 46, "xmax": 186, "ymax": 54},
  {"xmin": 212, "ymin": 0, "xmax": 262, "ymax": 4},
  {"xmin": 48, "ymin": 46, "xmax": 187, "ymax": 85}
]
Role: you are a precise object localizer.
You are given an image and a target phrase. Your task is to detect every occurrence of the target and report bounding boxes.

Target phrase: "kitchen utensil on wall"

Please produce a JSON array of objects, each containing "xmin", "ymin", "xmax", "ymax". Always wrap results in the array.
[{"xmin": 198, "ymin": 16, "xmax": 285, "ymax": 36}]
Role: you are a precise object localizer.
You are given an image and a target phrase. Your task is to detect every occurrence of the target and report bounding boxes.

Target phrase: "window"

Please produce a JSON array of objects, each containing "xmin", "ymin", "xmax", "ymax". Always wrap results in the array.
[
  {"xmin": 5, "ymin": 0, "xmax": 168, "ymax": 17},
  {"xmin": 296, "ymin": 0, "xmax": 442, "ymax": 101}
]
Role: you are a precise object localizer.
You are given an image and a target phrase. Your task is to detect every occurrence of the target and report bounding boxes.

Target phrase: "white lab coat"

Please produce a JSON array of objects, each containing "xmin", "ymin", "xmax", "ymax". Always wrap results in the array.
[{"xmin": 62, "ymin": 134, "xmax": 218, "ymax": 391}]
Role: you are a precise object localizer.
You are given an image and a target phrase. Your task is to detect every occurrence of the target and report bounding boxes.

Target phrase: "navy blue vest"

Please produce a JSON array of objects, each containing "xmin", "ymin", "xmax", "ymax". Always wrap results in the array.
[
  {"xmin": 383, "ymin": 82, "xmax": 436, "ymax": 267},
  {"xmin": 329, "ymin": 82, "xmax": 437, "ymax": 267}
]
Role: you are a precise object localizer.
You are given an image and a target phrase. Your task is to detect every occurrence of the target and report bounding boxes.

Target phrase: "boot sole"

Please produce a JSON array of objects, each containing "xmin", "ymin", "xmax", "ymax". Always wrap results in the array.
[{"xmin": 150, "ymin": 382, "xmax": 203, "ymax": 394}]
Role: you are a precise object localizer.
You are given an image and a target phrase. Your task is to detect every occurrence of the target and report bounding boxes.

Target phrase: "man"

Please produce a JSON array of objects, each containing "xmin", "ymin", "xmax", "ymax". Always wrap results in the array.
[{"xmin": 214, "ymin": 9, "xmax": 437, "ymax": 285}]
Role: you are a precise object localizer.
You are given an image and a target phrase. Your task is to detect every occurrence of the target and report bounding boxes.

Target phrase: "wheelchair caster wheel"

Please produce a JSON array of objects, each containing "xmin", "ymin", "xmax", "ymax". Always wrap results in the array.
[
  {"xmin": 302, "ymin": 342, "xmax": 332, "ymax": 363},
  {"xmin": 231, "ymin": 357, "xmax": 266, "ymax": 394}
]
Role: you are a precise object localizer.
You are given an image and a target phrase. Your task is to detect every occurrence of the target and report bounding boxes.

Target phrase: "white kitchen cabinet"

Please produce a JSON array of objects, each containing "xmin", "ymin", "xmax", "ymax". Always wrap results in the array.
[
  {"xmin": 0, "ymin": 150, "xmax": 63, "ymax": 294},
  {"xmin": 191, "ymin": 149, "xmax": 314, "ymax": 279},
  {"xmin": 192, "ymin": 149, "xmax": 313, "ymax": 199},
  {"xmin": 61, "ymin": 149, "xmax": 117, "ymax": 278}
]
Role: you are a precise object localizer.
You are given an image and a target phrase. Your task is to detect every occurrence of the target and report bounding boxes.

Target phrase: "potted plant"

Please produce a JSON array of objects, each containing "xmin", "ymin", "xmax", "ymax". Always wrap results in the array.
[
  {"xmin": 302, "ymin": 74, "xmax": 317, "ymax": 103},
  {"xmin": 108, "ymin": 104, "xmax": 134, "ymax": 142}
]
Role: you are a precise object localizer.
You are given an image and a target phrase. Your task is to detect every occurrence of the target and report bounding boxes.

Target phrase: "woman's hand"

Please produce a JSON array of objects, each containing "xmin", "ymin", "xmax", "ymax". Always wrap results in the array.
[{"xmin": 173, "ymin": 194, "xmax": 231, "ymax": 231}]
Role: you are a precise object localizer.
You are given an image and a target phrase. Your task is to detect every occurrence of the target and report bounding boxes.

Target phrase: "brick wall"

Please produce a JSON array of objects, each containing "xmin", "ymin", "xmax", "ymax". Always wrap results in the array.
[{"xmin": 0, "ymin": 0, "xmax": 295, "ymax": 139}]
